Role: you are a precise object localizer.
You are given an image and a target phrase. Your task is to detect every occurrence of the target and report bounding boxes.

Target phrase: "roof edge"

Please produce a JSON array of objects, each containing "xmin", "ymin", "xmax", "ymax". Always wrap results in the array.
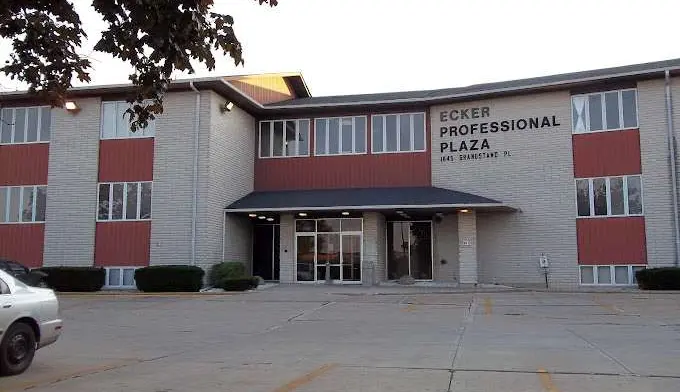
[{"xmin": 224, "ymin": 203, "xmax": 512, "ymax": 212}]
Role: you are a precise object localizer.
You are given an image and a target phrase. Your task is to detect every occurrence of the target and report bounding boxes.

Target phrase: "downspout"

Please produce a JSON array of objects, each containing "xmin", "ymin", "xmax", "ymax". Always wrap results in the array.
[
  {"xmin": 664, "ymin": 70, "xmax": 680, "ymax": 267},
  {"xmin": 189, "ymin": 81, "xmax": 201, "ymax": 266}
]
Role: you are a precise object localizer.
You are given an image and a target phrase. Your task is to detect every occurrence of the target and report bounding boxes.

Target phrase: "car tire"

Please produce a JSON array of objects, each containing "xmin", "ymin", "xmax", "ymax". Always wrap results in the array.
[{"xmin": 0, "ymin": 322, "xmax": 37, "ymax": 376}]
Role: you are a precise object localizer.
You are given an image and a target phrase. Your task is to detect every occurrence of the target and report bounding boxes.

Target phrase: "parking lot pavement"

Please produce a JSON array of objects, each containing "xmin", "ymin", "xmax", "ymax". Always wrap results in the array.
[{"xmin": 2, "ymin": 287, "xmax": 680, "ymax": 392}]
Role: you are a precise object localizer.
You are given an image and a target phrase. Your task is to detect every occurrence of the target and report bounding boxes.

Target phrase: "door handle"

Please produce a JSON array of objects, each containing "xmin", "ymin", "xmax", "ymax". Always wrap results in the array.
[{"xmin": 2, "ymin": 304, "xmax": 11, "ymax": 309}]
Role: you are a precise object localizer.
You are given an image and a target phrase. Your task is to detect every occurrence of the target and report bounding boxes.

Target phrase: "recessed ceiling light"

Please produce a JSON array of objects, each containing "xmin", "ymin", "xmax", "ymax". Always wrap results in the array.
[
  {"xmin": 341, "ymin": 211, "xmax": 350, "ymax": 216},
  {"xmin": 266, "ymin": 217, "xmax": 274, "ymax": 222},
  {"xmin": 459, "ymin": 209, "xmax": 470, "ymax": 213},
  {"xmin": 248, "ymin": 213, "xmax": 257, "ymax": 218},
  {"xmin": 298, "ymin": 212, "xmax": 307, "ymax": 217},
  {"xmin": 258, "ymin": 215, "xmax": 266, "ymax": 219}
]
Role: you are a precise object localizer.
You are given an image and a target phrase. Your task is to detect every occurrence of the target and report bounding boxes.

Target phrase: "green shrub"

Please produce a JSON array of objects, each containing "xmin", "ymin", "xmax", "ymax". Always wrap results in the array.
[
  {"xmin": 636, "ymin": 267, "xmax": 680, "ymax": 290},
  {"xmin": 208, "ymin": 262, "xmax": 246, "ymax": 286},
  {"xmin": 135, "ymin": 265, "xmax": 205, "ymax": 292},
  {"xmin": 218, "ymin": 277, "xmax": 258, "ymax": 291},
  {"xmin": 36, "ymin": 267, "xmax": 105, "ymax": 292}
]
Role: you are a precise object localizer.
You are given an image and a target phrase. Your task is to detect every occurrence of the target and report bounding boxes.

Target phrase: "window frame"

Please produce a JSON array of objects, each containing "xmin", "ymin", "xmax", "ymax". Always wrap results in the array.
[
  {"xmin": 579, "ymin": 265, "xmax": 647, "ymax": 286},
  {"xmin": 0, "ymin": 106, "xmax": 51, "ymax": 145},
  {"xmin": 0, "ymin": 185, "xmax": 47, "ymax": 224},
  {"xmin": 574, "ymin": 175, "xmax": 644, "ymax": 218},
  {"xmin": 104, "ymin": 267, "xmax": 140, "ymax": 289},
  {"xmin": 100, "ymin": 101, "xmax": 156, "ymax": 140},
  {"xmin": 371, "ymin": 112, "xmax": 427, "ymax": 154},
  {"xmin": 258, "ymin": 118, "xmax": 311, "ymax": 159},
  {"xmin": 97, "ymin": 181, "xmax": 152, "ymax": 222},
  {"xmin": 571, "ymin": 88, "xmax": 639, "ymax": 134},
  {"xmin": 314, "ymin": 116, "xmax": 368, "ymax": 156}
]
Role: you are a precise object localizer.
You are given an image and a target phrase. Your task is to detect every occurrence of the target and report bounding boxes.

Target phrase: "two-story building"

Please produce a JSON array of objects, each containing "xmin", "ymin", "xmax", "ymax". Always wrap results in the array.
[{"xmin": 2, "ymin": 59, "xmax": 680, "ymax": 289}]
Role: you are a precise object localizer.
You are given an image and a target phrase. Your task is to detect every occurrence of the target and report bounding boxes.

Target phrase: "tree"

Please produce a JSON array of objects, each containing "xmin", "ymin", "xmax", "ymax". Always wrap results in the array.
[{"xmin": 0, "ymin": 0, "xmax": 277, "ymax": 131}]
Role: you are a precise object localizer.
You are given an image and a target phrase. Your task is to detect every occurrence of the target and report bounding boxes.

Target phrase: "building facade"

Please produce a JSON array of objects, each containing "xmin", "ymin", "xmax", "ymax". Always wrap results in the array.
[{"xmin": 2, "ymin": 60, "xmax": 680, "ymax": 289}]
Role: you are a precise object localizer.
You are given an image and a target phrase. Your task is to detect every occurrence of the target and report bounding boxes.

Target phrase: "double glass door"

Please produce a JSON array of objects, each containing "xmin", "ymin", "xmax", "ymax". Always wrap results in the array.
[
  {"xmin": 387, "ymin": 221, "xmax": 433, "ymax": 280},
  {"xmin": 295, "ymin": 218, "xmax": 362, "ymax": 283}
]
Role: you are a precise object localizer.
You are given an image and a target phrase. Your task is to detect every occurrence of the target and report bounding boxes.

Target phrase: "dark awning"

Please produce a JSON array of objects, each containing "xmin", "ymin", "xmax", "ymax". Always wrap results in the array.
[{"xmin": 225, "ymin": 186, "xmax": 512, "ymax": 213}]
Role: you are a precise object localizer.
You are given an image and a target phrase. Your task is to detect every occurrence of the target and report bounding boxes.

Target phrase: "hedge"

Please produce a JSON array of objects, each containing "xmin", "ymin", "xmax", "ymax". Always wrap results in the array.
[
  {"xmin": 135, "ymin": 265, "xmax": 205, "ymax": 292},
  {"xmin": 36, "ymin": 267, "xmax": 105, "ymax": 292},
  {"xmin": 636, "ymin": 267, "xmax": 680, "ymax": 290},
  {"xmin": 208, "ymin": 262, "xmax": 246, "ymax": 286},
  {"xmin": 218, "ymin": 277, "xmax": 260, "ymax": 291}
]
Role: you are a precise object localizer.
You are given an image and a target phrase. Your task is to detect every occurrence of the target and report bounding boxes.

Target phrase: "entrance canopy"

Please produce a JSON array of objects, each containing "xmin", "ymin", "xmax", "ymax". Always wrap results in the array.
[{"xmin": 225, "ymin": 186, "xmax": 513, "ymax": 214}]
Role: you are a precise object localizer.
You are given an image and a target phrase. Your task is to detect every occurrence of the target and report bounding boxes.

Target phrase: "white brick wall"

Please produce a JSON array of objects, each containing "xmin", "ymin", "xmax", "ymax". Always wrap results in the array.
[
  {"xmin": 150, "ymin": 90, "xmax": 255, "ymax": 273},
  {"xmin": 362, "ymin": 212, "xmax": 385, "ymax": 285},
  {"xmin": 638, "ymin": 78, "xmax": 678, "ymax": 268},
  {"xmin": 433, "ymin": 214, "xmax": 458, "ymax": 281},
  {"xmin": 202, "ymin": 92, "xmax": 255, "ymax": 271},
  {"xmin": 431, "ymin": 91, "xmax": 578, "ymax": 288},
  {"xmin": 457, "ymin": 211, "xmax": 478, "ymax": 284},
  {"xmin": 43, "ymin": 98, "xmax": 100, "ymax": 267},
  {"xmin": 149, "ymin": 91, "xmax": 199, "ymax": 266},
  {"xmin": 279, "ymin": 214, "xmax": 295, "ymax": 283}
]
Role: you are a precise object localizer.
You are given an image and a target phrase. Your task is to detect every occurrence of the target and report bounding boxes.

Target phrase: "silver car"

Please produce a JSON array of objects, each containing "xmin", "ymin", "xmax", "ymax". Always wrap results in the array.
[{"xmin": 0, "ymin": 269, "xmax": 63, "ymax": 376}]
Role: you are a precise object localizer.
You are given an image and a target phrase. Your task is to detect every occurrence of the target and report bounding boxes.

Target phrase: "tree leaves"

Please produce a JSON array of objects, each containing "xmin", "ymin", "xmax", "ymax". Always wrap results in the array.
[
  {"xmin": 0, "ymin": 0, "xmax": 91, "ymax": 107},
  {"xmin": 0, "ymin": 0, "xmax": 278, "ymax": 132}
]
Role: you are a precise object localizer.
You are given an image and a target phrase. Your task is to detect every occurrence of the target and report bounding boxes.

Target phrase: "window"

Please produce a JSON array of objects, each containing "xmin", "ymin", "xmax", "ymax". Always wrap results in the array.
[
  {"xmin": 0, "ymin": 106, "xmax": 51, "ymax": 144},
  {"xmin": 100, "ymin": 101, "xmax": 156, "ymax": 139},
  {"xmin": 98, "ymin": 182, "xmax": 152, "ymax": 221},
  {"xmin": 571, "ymin": 89, "xmax": 638, "ymax": 133},
  {"xmin": 371, "ymin": 113, "xmax": 426, "ymax": 153},
  {"xmin": 0, "ymin": 186, "xmax": 47, "ymax": 223},
  {"xmin": 579, "ymin": 265, "xmax": 646, "ymax": 285},
  {"xmin": 575, "ymin": 175, "xmax": 643, "ymax": 217},
  {"xmin": 0, "ymin": 277, "xmax": 9, "ymax": 294},
  {"xmin": 259, "ymin": 119, "xmax": 310, "ymax": 158},
  {"xmin": 105, "ymin": 267, "xmax": 139, "ymax": 288},
  {"xmin": 315, "ymin": 116, "xmax": 367, "ymax": 155}
]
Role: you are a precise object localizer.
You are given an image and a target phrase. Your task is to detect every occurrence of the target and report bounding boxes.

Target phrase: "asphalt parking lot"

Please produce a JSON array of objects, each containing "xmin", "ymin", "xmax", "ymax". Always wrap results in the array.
[{"xmin": 2, "ymin": 285, "xmax": 680, "ymax": 392}]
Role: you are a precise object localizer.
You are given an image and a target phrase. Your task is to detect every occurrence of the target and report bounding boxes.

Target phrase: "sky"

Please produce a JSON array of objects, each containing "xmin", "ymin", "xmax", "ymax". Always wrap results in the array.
[{"xmin": 1, "ymin": 0, "xmax": 680, "ymax": 97}]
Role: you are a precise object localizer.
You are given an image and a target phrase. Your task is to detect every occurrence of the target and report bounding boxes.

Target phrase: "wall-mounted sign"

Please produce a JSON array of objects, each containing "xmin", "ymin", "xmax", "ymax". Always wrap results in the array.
[{"xmin": 437, "ymin": 106, "xmax": 561, "ymax": 162}]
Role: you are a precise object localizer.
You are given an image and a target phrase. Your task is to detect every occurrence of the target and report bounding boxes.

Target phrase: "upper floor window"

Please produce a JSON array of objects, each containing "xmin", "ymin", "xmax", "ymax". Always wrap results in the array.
[
  {"xmin": 0, "ymin": 185, "xmax": 47, "ymax": 223},
  {"xmin": 259, "ymin": 119, "xmax": 310, "ymax": 158},
  {"xmin": 0, "ymin": 106, "xmax": 51, "ymax": 144},
  {"xmin": 101, "ymin": 101, "xmax": 155, "ymax": 139},
  {"xmin": 98, "ymin": 182, "xmax": 152, "ymax": 221},
  {"xmin": 572, "ymin": 89, "xmax": 638, "ymax": 133},
  {"xmin": 371, "ymin": 113, "xmax": 426, "ymax": 153},
  {"xmin": 315, "ymin": 116, "xmax": 366, "ymax": 156},
  {"xmin": 576, "ymin": 175, "xmax": 643, "ymax": 217}
]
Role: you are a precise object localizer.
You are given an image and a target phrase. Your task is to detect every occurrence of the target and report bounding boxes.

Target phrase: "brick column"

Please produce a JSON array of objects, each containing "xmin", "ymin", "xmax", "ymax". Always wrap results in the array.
[
  {"xmin": 458, "ymin": 210, "xmax": 478, "ymax": 284},
  {"xmin": 278, "ymin": 214, "xmax": 295, "ymax": 283}
]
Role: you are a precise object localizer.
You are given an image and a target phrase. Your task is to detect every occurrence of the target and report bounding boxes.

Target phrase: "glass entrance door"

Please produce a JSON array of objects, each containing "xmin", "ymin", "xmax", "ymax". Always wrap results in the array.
[
  {"xmin": 253, "ymin": 224, "xmax": 280, "ymax": 281},
  {"xmin": 387, "ymin": 221, "xmax": 433, "ymax": 280},
  {"xmin": 295, "ymin": 218, "xmax": 363, "ymax": 283}
]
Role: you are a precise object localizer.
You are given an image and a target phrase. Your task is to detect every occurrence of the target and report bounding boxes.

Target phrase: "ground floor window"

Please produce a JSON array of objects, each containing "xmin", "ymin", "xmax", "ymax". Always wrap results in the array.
[
  {"xmin": 104, "ymin": 267, "xmax": 139, "ymax": 288},
  {"xmin": 295, "ymin": 218, "xmax": 362, "ymax": 283},
  {"xmin": 387, "ymin": 221, "xmax": 433, "ymax": 280},
  {"xmin": 579, "ymin": 265, "xmax": 646, "ymax": 286}
]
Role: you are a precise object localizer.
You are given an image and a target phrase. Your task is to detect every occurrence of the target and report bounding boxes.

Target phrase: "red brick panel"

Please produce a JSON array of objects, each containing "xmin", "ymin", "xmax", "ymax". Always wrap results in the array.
[
  {"xmin": 572, "ymin": 129, "xmax": 642, "ymax": 178},
  {"xmin": 577, "ymin": 217, "xmax": 647, "ymax": 265},
  {"xmin": 255, "ymin": 110, "xmax": 432, "ymax": 191},
  {"xmin": 255, "ymin": 153, "xmax": 431, "ymax": 191},
  {"xmin": 0, "ymin": 144, "xmax": 49, "ymax": 185},
  {"xmin": 98, "ymin": 139, "xmax": 154, "ymax": 182},
  {"xmin": 0, "ymin": 224, "xmax": 45, "ymax": 267},
  {"xmin": 94, "ymin": 221, "xmax": 151, "ymax": 266}
]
